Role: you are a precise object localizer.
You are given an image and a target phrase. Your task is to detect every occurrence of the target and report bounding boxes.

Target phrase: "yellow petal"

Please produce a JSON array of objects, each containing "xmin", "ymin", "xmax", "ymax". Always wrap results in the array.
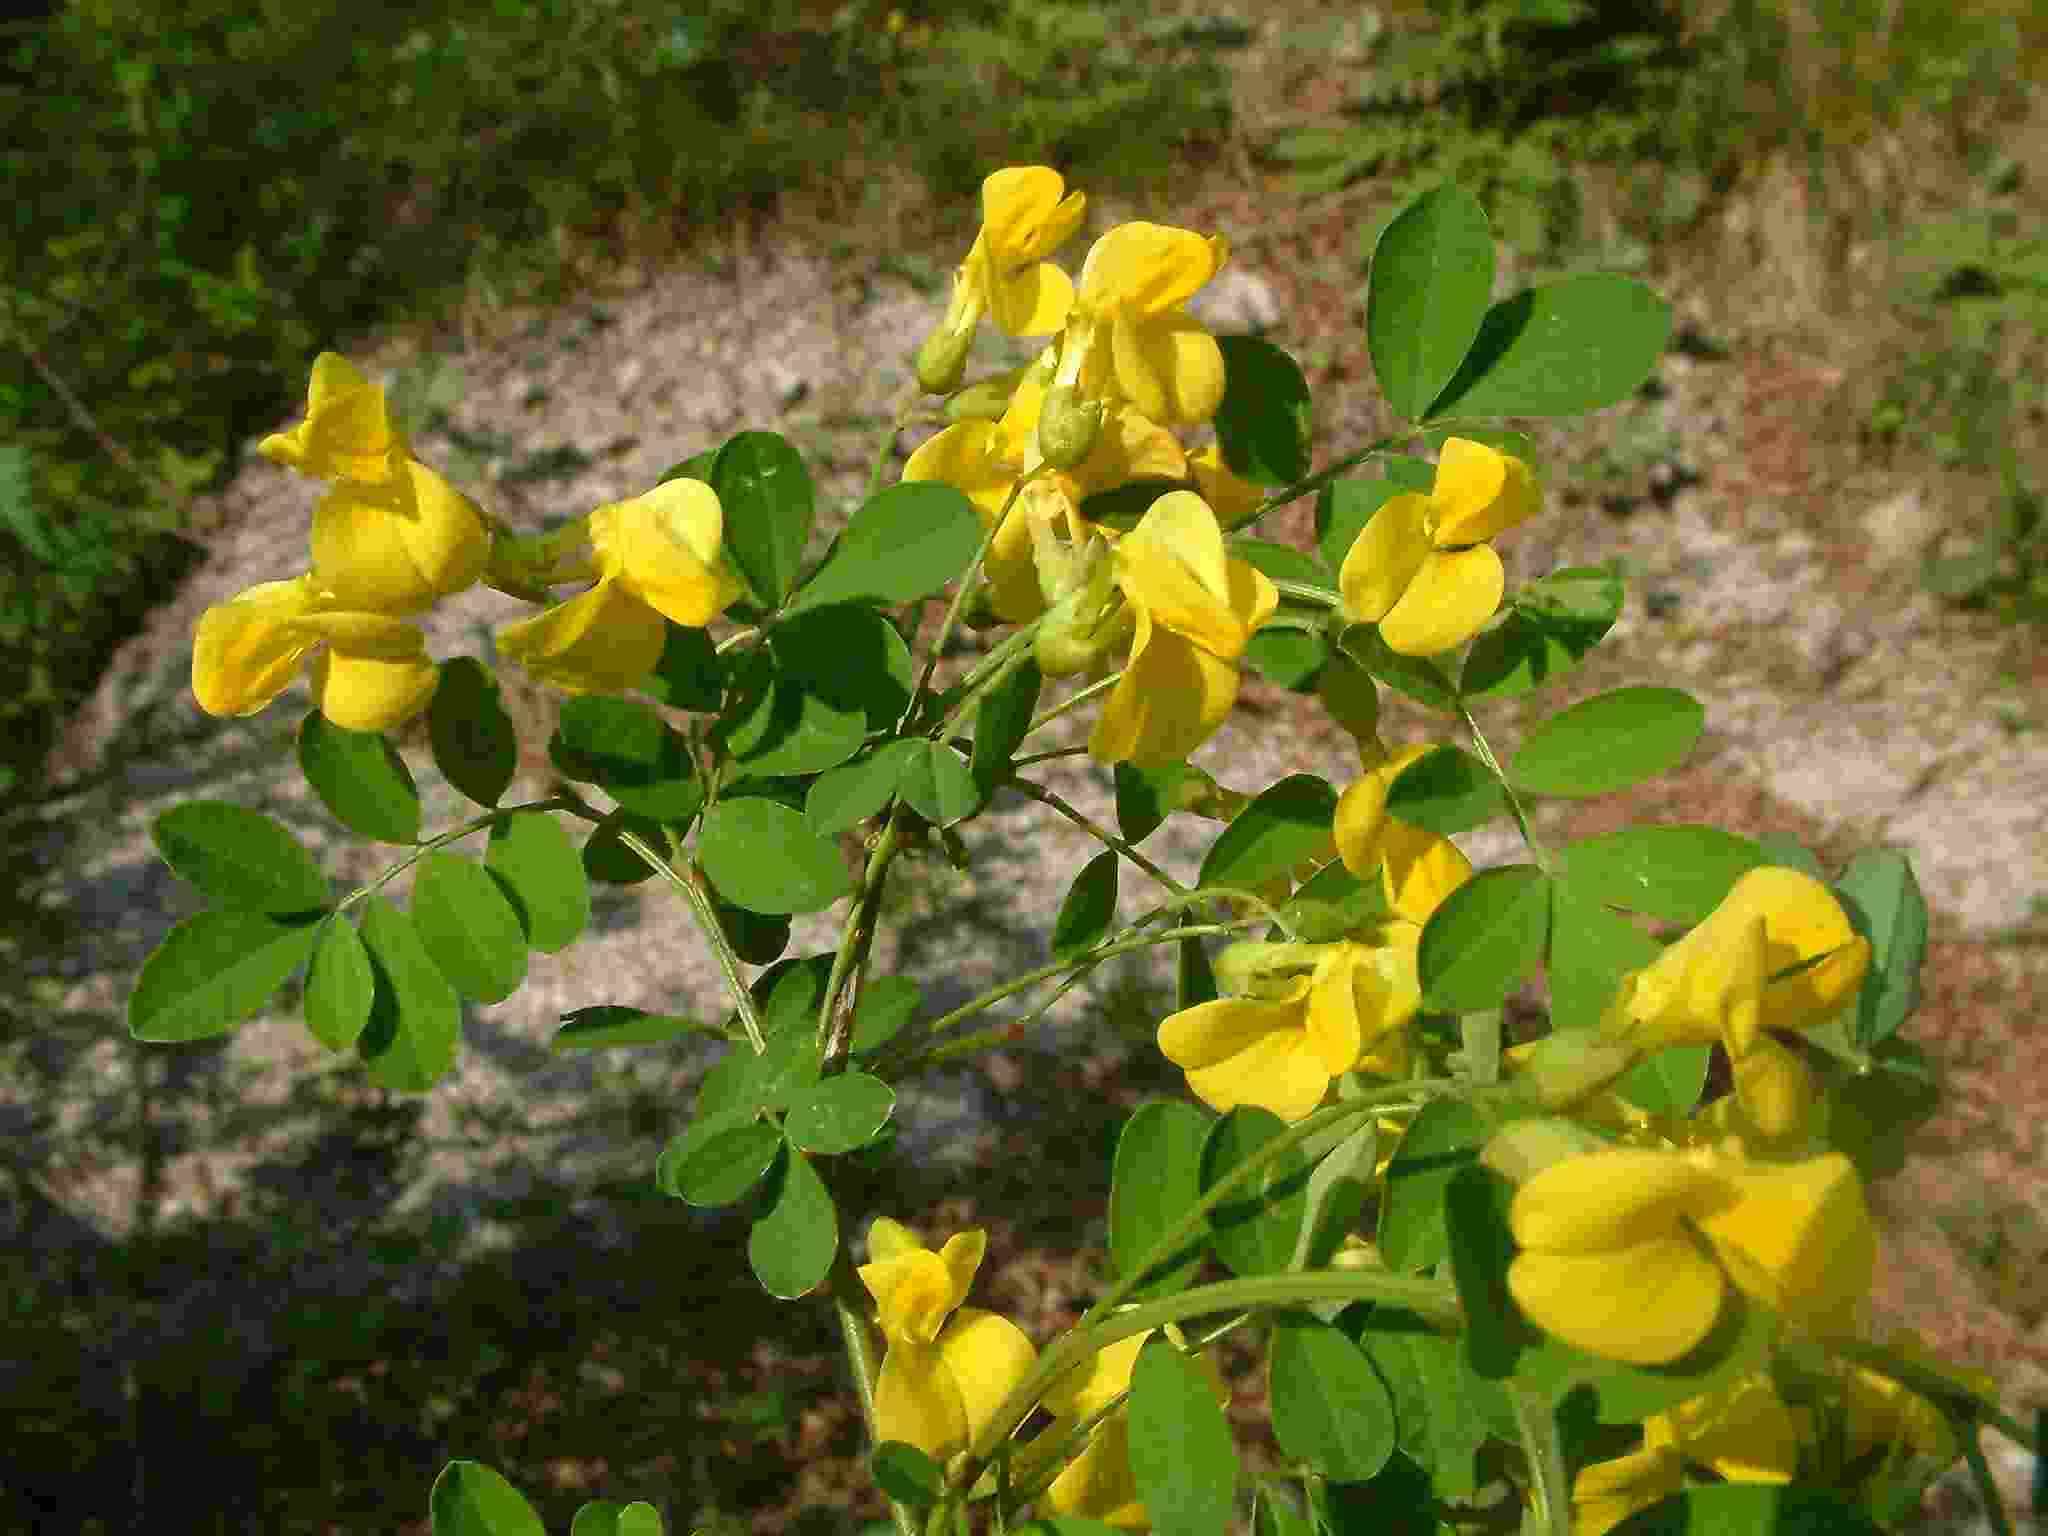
[
  {"xmin": 495, "ymin": 578, "xmax": 666, "ymax": 695},
  {"xmin": 1693, "ymin": 1153, "xmax": 1874, "ymax": 1332},
  {"xmin": 1088, "ymin": 611, "xmax": 1240, "ymax": 767},
  {"xmin": 310, "ymin": 483, "xmax": 434, "ymax": 614},
  {"xmin": 190, "ymin": 576, "xmax": 322, "ymax": 717},
  {"xmin": 1338, "ymin": 494, "xmax": 1430, "ymax": 624},
  {"xmin": 991, "ymin": 261, "xmax": 1077, "ymax": 338},
  {"xmin": 1187, "ymin": 443, "xmax": 1265, "ymax": 528},
  {"xmin": 309, "ymin": 644, "xmax": 439, "ymax": 732},
  {"xmin": 980, "ymin": 167, "xmax": 1085, "ymax": 266},
  {"xmin": 1383, "ymin": 830, "xmax": 1471, "ymax": 926},
  {"xmin": 1664, "ymin": 1374, "xmax": 1804, "ymax": 1483},
  {"xmin": 596, "ymin": 478, "xmax": 741, "ymax": 628},
  {"xmin": 1079, "ymin": 224, "xmax": 1226, "ymax": 316},
  {"xmin": 1111, "ymin": 311, "xmax": 1226, "ymax": 425},
  {"xmin": 936, "ymin": 1306, "xmax": 1037, "ymax": 1447},
  {"xmin": 257, "ymin": 352, "xmax": 408, "ymax": 484},
  {"xmin": 1378, "ymin": 545, "xmax": 1503, "ymax": 656},
  {"xmin": 874, "ymin": 1340, "xmax": 968, "ymax": 1459},
  {"xmin": 1118, "ymin": 491, "xmax": 1241, "ymax": 651},
  {"xmin": 1157, "ymin": 981, "xmax": 1313, "ymax": 1070},
  {"xmin": 1074, "ymin": 406, "xmax": 1188, "ymax": 497},
  {"xmin": 1436, "ymin": 445, "xmax": 1539, "ymax": 546},
  {"xmin": 903, "ymin": 419, "xmax": 1018, "ymax": 526},
  {"xmin": 866, "ymin": 1216, "xmax": 923, "ymax": 1265},
  {"xmin": 398, "ymin": 460, "xmax": 489, "ymax": 600},
  {"xmin": 1043, "ymin": 1334, "xmax": 1147, "ymax": 1420},
  {"xmin": 1507, "ymin": 1238, "xmax": 1727, "ymax": 1364},
  {"xmin": 1425, "ymin": 438, "xmax": 1507, "ymax": 544},
  {"xmin": 1332, "ymin": 744, "xmax": 1432, "ymax": 878},
  {"xmin": 1184, "ymin": 1027, "xmax": 1333, "ymax": 1123},
  {"xmin": 1045, "ymin": 1417, "xmax": 1148, "ymax": 1529},
  {"xmin": 1309, "ymin": 940, "xmax": 1421, "ymax": 1078},
  {"xmin": 1511, "ymin": 1149, "xmax": 1733, "ymax": 1254},
  {"xmin": 1702, "ymin": 867, "xmax": 1869, "ymax": 1032},
  {"xmin": 1728, "ymin": 1033, "xmax": 1818, "ymax": 1141},
  {"xmin": 860, "ymin": 1248, "xmax": 960, "ymax": 1347},
  {"xmin": 938, "ymin": 1229, "xmax": 988, "ymax": 1315},
  {"xmin": 286, "ymin": 608, "xmax": 433, "ymax": 658},
  {"xmin": 1574, "ymin": 1443, "xmax": 1683, "ymax": 1536}
]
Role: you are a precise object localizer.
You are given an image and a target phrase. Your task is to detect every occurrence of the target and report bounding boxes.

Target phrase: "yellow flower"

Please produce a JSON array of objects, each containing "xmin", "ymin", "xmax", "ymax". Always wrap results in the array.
[
  {"xmin": 1840, "ymin": 1329, "xmax": 1995, "ymax": 1469},
  {"xmin": 191, "ymin": 573, "xmax": 439, "ymax": 733},
  {"xmin": 1338, "ymin": 438, "xmax": 1540, "ymax": 655},
  {"xmin": 1654, "ymin": 1372, "xmax": 1807, "ymax": 1483},
  {"xmin": 257, "ymin": 352, "xmax": 410, "ymax": 490},
  {"xmin": 1333, "ymin": 743, "xmax": 1476, "ymax": 923},
  {"xmin": 917, "ymin": 167, "xmax": 1086, "ymax": 391},
  {"xmin": 1051, "ymin": 222, "xmax": 1231, "ymax": 429},
  {"xmin": 1033, "ymin": 1327, "xmax": 1228, "ymax": 1530},
  {"xmin": 1601, "ymin": 867, "xmax": 1870, "ymax": 1140},
  {"xmin": 1573, "ymin": 1432, "xmax": 1682, "ymax": 1536},
  {"xmin": 858, "ymin": 1219, "xmax": 1036, "ymax": 1462},
  {"xmin": 310, "ymin": 457, "xmax": 489, "ymax": 613},
  {"xmin": 1088, "ymin": 490, "xmax": 1277, "ymax": 767},
  {"xmin": 1504, "ymin": 1146, "xmax": 1875, "ymax": 1365},
  {"xmin": 496, "ymin": 478, "xmax": 738, "ymax": 695}
]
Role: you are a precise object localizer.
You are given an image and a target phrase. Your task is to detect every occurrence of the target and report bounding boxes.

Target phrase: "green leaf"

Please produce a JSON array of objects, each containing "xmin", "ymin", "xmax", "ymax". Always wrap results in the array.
[
  {"xmin": 151, "ymin": 801, "xmax": 329, "ymax": 913},
  {"xmin": 1252, "ymin": 1483, "xmax": 1317, "ymax": 1536},
  {"xmin": 699, "ymin": 798, "xmax": 853, "ymax": 914},
  {"xmin": 1611, "ymin": 1485, "xmax": 1885, "ymax": 1536},
  {"xmin": 793, "ymin": 481, "xmax": 981, "ymax": 609},
  {"xmin": 1615, "ymin": 1044, "xmax": 1712, "ymax": 1117},
  {"xmin": 897, "ymin": 740, "xmax": 979, "ymax": 826},
  {"xmin": 486, "ymin": 810, "xmax": 590, "ymax": 952},
  {"xmin": 1128, "ymin": 1336, "xmax": 1236, "ymax": 1536},
  {"xmin": 1425, "ymin": 274, "xmax": 1672, "ymax": 419},
  {"xmin": 806, "ymin": 741, "xmax": 920, "ymax": 836},
  {"xmin": 785, "ymin": 1072, "xmax": 895, "ymax": 1153},
  {"xmin": 1315, "ymin": 478, "xmax": 1407, "ymax": 574},
  {"xmin": 1350, "ymin": 1309, "xmax": 1500, "ymax": 1498},
  {"xmin": 1267, "ymin": 1313, "xmax": 1396, "ymax": 1481},
  {"xmin": 298, "ymin": 712, "xmax": 420, "ymax": 843},
  {"xmin": 1835, "ymin": 849, "xmax": 1928, "ymax": 1049},
  {"xmin": 430, "ymin": 1461, "xmax": 545, "ymax": 1536},
  {"xmin": 1385, "ymin": 744, "xmax": 1507, "ymax": 836},
  {"xmin": 1753, "ymin": 834, "xmax": 1826, "ymax": 880},
  {"xmin": 1418, "ymin": 865, "xmax": 1551, "ymax": 1013},
  {"xmin": 571, "ymin": 1500, "xmax": 665, "ymax": 1536},
  {"xmin": 1214, "ymin": 336, "xmax": 1312, "ymax": 484},
  {"xmin": 1461, "ymin": 564, "xmax": 1624, "ymax": 699},
  {"xmin": 1545, "ymin": 876, "xmax": 1663, "ymax": 1030},
  {"xmin": 1339, "ymin": 627, "xmax": 1459, "ymax": 713},
  {"xmin": 674, "ymin": 1120, "xmax": 783, "ymax": 1206},
  {"xmin": 1282, "ymin": 860, "xmax": 1390, "ymax": 941},
  {"xmin": 1366, "ymin": 183, "xmax": 1495, "ymax": 422},
  {"xmin": 428, "ymin": 657, "xmax": 516, "ymax": 809},
  {"xmin": 357, "ymin": 896, "xmax": 461, "ymax": 1092},
  {"xmin": 1179, "ymin": 932, "xmax": 1219, "ymax": 1010},
  {"xmin": 712, "ymin": 890, "xmax": 793, "ymax": 964},
  {"xmin": 1827, "ymin": 1038, "xmax": 1940, "ymax": 1179},
  {"xmin": 411, "ymin": 852, "xmax": 529, "ymax": 1004},
  {"xmin": 1243, "ymin": 625, "xmax": 1329, "ymax": 691},
  {"xmin": 1443, "ymin": 1164, "xmax": 1529, "ymax": 1379},
  {"xmin": 1379, "ymin": 1098, "xmax": 1487, "ymax": 1272},
  {"xmin": 305, "ymin": 914, "xmax": 375, "ymax": 1051},
  {"xmin": 1202, "ymin": 1107, "xmax": 1310, "ymax": 1279},
  {"xmin": 1109, "ymin": 1101, "xmax": 1211, "ymax": 1300},
  {"xmin": 1052, "ymin": 851, "xmax": 1119, "ymax": 959},
  {"xmin": 870, "ymin": 1442, "xmax": 945, "ymax": 1507},
  {"xmin": 749, "ymin": 1145, "xmax": 837, "ymax": 1298},
  {"xmin": 1560, "ymin": 825, "xmax": 1767, "ymax": 924},
  {"xmin": 1230, "ymin": 540, "xmax": 1326, "ymax": 586},
  {"xmin": 639, "ymin": 620, "xmax": 726, "ymax": 713},
  {"xmin": 740, "ymin": 1028, "xmax": 824, "ymax": 1112},
  {"xmin": 1290, "ymin": 1117, "xmax": 1377, "ymax": 1281},
  {"xmin": 724, "ymin": 606, "xmax": 914, "ymax": 779},
  {"xmin": 1198, "ymin": 774, "xmax": 1338, "ymax": 890},
  {"xmin": 1510, "ymin": 686, "xmax": 1704, "ymax": 798},
  {"xmin": 970, "ymin": 656, "xmax": 1041, "ymax": 801},
  {"xmin": 1382, "ymin": 455, "xmax": 1438, "ymax": 491},
  {"xmin": 751, "ymin": 954, "xmax": 836, "ymax": 1038},
  {"xmin": 553, "ymin": 1006, "xmax": 716, "ymax": 1052},
  {"xmin": 1114, "ymin": 759, "xmax": 1191, "ymax": 845},
  {"xmin": 129, "ymin": 909, "xmax": 320, "ymax": 1043},
  {"xmin": 851, "ymin": 976, "xmax": 920, "ymax": 1054},
  {"xmin": 712, "ymin": 431, "xmax": 813, "ymax": 605},
  {"xmin": 1309, "ymin": 1457, "xmax": 1438, "ymax": 1536},
  {"xmin": 551, "ymin": 695, "xmax": 702, "ymax": 823}
]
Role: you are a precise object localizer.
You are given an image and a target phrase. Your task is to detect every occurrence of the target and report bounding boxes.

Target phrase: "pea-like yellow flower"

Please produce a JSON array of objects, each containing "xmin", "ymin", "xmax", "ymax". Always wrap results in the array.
[
  {"xmin": 497, "ymin": 478, "xmax": 739, "ymax": 695},
  {"xmin": 1572, "ymin": 1430, "xmax": 1682, "ymax": 1536},
  {"xmin": 858, "ymin": 1219, "xmax": 1036, "ymax": 1462},
  {"xmin": 1601, "ymin": 867, "xmax": 1871, "ymax": 1141},
  {"xmin": 261, "ymin": 353, "xmax": 489, "ymax": 614},
  {"xmin": 1032, "ymin": 1327, "xmax": 1228, "ymax": 1529},
  {"xmin": 1333, "ymin": 743, "xmax": 1477, "ymax": 923},
  {"xmin": 917, "ymin": 167, "xmax": 1086, "ymax": 392},
  {"xmin": 1087, "ymin": 490, "xmax": 1277, "ymax": 767},
  {"xmin": 1338, "ymin": 438, "xmax": 1540, "ymax": 655},
  {"xmin": 1049, "ymin": 222, "xmax": 1231, "ymax": 431},
  {"xmin": 257, "ymin": 352, "xmax": 410, "ymax": 490},
  {"xmin": 191, "ymin": 573, "xmax": 439, "ymax": 733},
  {"xmin": 1504, "ymin": 1146, "xmax": 1875, "ymax": 1365}
]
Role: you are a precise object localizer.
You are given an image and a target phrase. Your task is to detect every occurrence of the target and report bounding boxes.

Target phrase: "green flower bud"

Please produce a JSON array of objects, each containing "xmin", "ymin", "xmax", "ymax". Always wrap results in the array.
[
  {"xmin": 915, "ymin": 324, "xmax": 976, "ymax": 396},
  {"xmin": 1036, "ymin": 381, "xmax": 1103, "ymax": 470},
  {"xmin": 944, "ymin": 364, "xmax": 1030, "ymax": 423}
]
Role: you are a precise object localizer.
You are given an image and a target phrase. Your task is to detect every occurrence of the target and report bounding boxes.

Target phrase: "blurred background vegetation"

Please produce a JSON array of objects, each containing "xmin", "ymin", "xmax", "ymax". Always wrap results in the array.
[{"xmin": 2, "ymin": 0, "xmax": 2044, "ymax": 1530}]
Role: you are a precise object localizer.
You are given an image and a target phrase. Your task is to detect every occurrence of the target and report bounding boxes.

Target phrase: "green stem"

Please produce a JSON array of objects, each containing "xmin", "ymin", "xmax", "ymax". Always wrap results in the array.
[
  {"xmin": 818, "ymin": 806, "xmax": 906, "ymax": 1068},
  {"xmin": 866, "ymin": 379, "xmax": 922, "ymax": 505},
  {"xmin": 832, "ymin": 1249, "xmax": 922, "ymax": 1536},
  {"xmin": 615, "ymin": 826, "xmax": 766, "ymax": 1055},
  {"xmin": 877, "ymin": 924, "xmax": 1247, "ymax": 1078},
  {"xmin": 1268, "ymin": 578, "xmax": 1343, "ymax": 610},
  {"xmin": 934, "ymin": 624, "xmax": 1039, "ymax": 740},
  {"xmin": 1460, "ymin": 702, "xmax": 1550, "ymax": 874},
  {"xmin": 333, "ymin": 795, "xmax": 582, "ymax": 916},
  {"xmin": 1004, "ymin": 775, "xmax": 1187, "ymax": 897},
  {"xmin": 1232, "ymin": 434, "xmax": 1413, "ymax": 531},
  {"xmin": 1029, "ymin": 670, "xmax": 1123, "ymax": 735},
  {"xmin": 1507, "ymin": 1379, "xmax": 1570, "ymax": 1536}
]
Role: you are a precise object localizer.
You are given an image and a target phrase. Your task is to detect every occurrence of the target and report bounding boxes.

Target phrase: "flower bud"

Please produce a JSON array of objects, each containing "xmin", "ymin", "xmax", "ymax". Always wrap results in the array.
[
  {"xmin": 944, "ymin": 365, "xmax": 1030, "ymax": 423},
  {"xmin": 1214, "ymin": 939, "xmax": 1326, "ymax": 997},
  {"xmin": 1036, "ymin": 382, "xmax": 1104, "ymax": 470},
  {"xmin": 915, "ymin": 324, "xmax": 976, "ymax": 396}
]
